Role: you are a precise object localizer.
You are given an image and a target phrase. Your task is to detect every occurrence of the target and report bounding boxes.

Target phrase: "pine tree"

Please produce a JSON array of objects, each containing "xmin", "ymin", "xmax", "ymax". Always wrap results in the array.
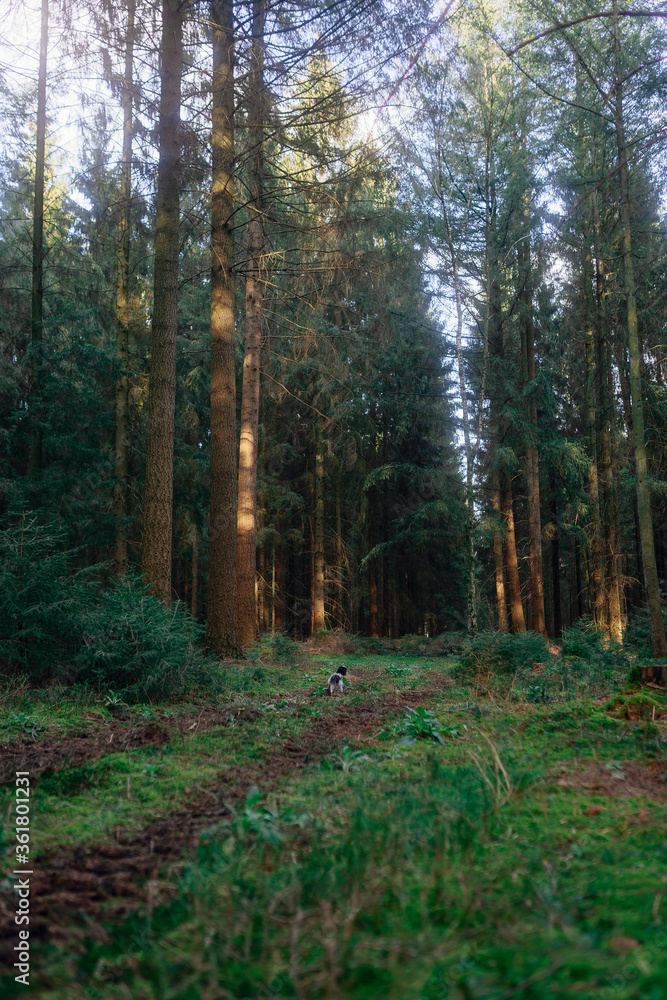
[
  {"xmin": 142, "ymin": 0, "xmax": 183, "ymax": 602},
  {"xmin": 207, "ymin": 0, "xmax": 239, "ymax": 654}
]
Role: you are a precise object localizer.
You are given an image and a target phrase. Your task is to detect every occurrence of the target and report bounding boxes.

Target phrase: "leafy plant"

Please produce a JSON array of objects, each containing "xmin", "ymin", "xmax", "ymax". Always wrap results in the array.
[
  {"xmin": 327, "ymin": 745, "xmax": 370, "ymax": 773},
  {"xmin": 136, "ymin": 704, "xmax": 156, "ymax": 719},
  {"xmin": 104, "ymin": 691, "xmax": 127, "ymax": 708},
  {"xmin": 387, "ymin": 663, "xmax": 412, "ymax": 678},
  {"xmin": 224, "ymin": 785, "xmax": 283, "ymax": 844},
  {"xmin": 525, "ymin": 681, "xmax": 551, "ymax": 704},
  {"xmin": 10, "ymin": 711, "xmax": 44, "ymax": 737},
  {"xmin": 203, "ymin": 786, "xmax": 308, "ymax": 850},
  {"xmin": 401, "ymin": 706, "xmax": 458, "ymax": 745}
]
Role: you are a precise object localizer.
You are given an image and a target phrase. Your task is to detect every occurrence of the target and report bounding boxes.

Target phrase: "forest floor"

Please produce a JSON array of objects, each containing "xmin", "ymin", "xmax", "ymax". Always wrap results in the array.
[{"xmin": 1, "ymin": 647, "xmax": 667, "ymax": 999}]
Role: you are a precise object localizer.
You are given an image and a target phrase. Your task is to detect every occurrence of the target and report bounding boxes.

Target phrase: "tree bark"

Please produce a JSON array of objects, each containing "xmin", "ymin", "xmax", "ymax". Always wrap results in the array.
[
  {"xmin": 550, "ymin": 474, "xmax": 562, "ymax": 638},
  {"xmin": 491, "ymin": 469, "xmax": 508, "ymax": 632},
  {"xmin": 487, "ymin": 178, "xmax": 507, "ymax": 634},
  {"xmin": 191, "ymin": 524, "xmax": 198, "ymax": 619},
  {"xmin": 593, "ymin": 190, "xmax": 623, "ymax": 644},
  {"xmin": 443, "ymin": 202, "xmax": 477, "ymax": 633},
  {"xmin": 613, "ymin": 0, "xmax": 667, "ymax": 657},
  {"xmin": 258, "ymin": 526, "xmax": 267, "ymax": 631},
  {"xmin": 335, "ymin": 470, "xmax": 345, "ymax": 627},
  {"xmin": 114, "ymin": 0, "xmax": 135, "ymax": 579},
  {"xmin": 28, "ymin": 0, "xmax": 48, "ymax": 474},
  {"xmin": 207, "ymin": 0, "xmax": 239, "ymax": 653},
  {"xmin": 369, "ymin": 493, "xmax": 379, "ymax": 637},
  {"xmin": 503, "ymin": 474, "xmax": 526, "ymax": 632},
  {"xmin": 575, "ymin": 539, "xmax": 585, "ymax": 620},
  {"xmin": 274, "ymin": 535, "xmax": 282, "ymax": 629},
  {"xmin": 237, "ymin": 0, "xmax": 265, "ymax": 648},
  {"xmin": 311, "ymin": 444, "xmax": 326, "ymax": 633},
  {"xmin": 584, "ymin": 239, "xmax": 606, "ymax": 632},
  {"xmin": 141, "ymin": 0, "xmax": 182, "ymax": 601},
  {"xmin": 519, "ymin": 196, "xmax": 546, "ymax": 636}
]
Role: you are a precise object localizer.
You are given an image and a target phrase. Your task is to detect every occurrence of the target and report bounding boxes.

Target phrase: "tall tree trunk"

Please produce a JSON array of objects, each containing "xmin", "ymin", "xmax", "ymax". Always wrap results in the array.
[
  {"xmin": 487, "ymin": 175, "xmax": 507, "ymax": 634},
  {"xmin": 491, "ymin": 469, "xmax": 508, "ymax": 632},
  {"xmin": 114, "ymin": 0, "xmax": 135, "ymax": 579},
  {"xmin": 191, "ymin": 524, "xmax": 198, "ymax": 619},
  {"xmin": 575, "ymin": 539, "xmax": 585, "ymax": 619},
  {"xmin": 257, "ymin": 528, "xmax": 267, "ymax": 631},
  {"xmin": 443, "ymin": 203, "xmax": 477, "ymax": 633},
  {"xmin": 207, "ymin": 0, "xmax": 239, "ymax": 653},
  {"xmin": 274, "ymin": 535, "xmax": 282, "ymax": 630},
  {"xmin": 237, "ymin": 0, "xmax": 265, "ymax": 648},
  {"xmin": 584, "ymin": 239, "xmax": 606, "ymax": 632},
  {"xmin": 616, "ymin": 339, "xmax": 644, "ymax": 606},
  {"xmin": 503, "ymin": 474, "xmax": 526, "ymax": 632},
  {"xmin": 369, "ymin": 494, "xmax": 379, "ymax": 638},
  {"xmin": 550, "ymin": 474, "xmax": 562, "ymax": 638},
  {"xmin": 335, "ymin": 470, "xmax": 344, "ymax": 627},
  {"xmin": 613, "ymin": 0, "xmax": 667, "ymax": 657},
  {"xmin": 519, "ymin": 196, "xmax": 546, "ymax": 637},
  {"xmin": 141, "ymin": 0, "xmax": 182, "ymax": 601},
  {"xmin": 311, "ymin": 444, "xmax": 326, "ymax": 633},
  {"xmin": 28, "ymin": 0, "xmax": 48, "ymax": 474},
  {"xmin": 593, "ymin": 190, "xmax": 623, "ymax": 644},
  {"xmin": 271, "ymin": 535, "xmax": 276, "ymax": 631}
]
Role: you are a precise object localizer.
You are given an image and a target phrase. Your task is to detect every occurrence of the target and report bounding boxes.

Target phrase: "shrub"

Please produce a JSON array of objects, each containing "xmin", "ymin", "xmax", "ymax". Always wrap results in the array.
[
  {"xmin": 253, "ymin": 630, "xmax": 304, "ymax": 665},
  {"xmin": 560, "ymin": 617, "xmax": 622, "ymax": 675},
  {"xmin": 0, "ymin": 513, "xmax": 221, "ymax": 700},
  {"xmin": 303, "ymin": 630, "xmax": 363, "ymax": 656},
  {"xmin": 456, "ymin": 630, "xmax": 550, "ymax": 680},
  {"xmin": 77, "ymin": 576, "xmax": 221, "ymax": 701},
  {"xmin": 561, "ymin": 617, "xmax": 607, "ymax": 659},
  {"xmin": 394, "ymin": 632, "xmax": 467, "ymax": 657},
  {"xmin": 623, "ymin": 609, "xmax": 666, "ymax": 659},
  {"xmin": 0, "ymin": 515, "xmax": 93, "ymax": 679}
]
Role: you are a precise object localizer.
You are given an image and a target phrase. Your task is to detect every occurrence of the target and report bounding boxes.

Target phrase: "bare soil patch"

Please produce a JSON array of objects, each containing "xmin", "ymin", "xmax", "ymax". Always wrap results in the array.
[
  {"xmin": 0, "ymin": 723, "xmax": 170, "ymax": 784},
  {"xmin": 552, "ymin": 759, "xmax": 667, "ymax": 800},
  {"xmin": 0, "ymin": 707, "xmax": 268, "ymax": 784}
]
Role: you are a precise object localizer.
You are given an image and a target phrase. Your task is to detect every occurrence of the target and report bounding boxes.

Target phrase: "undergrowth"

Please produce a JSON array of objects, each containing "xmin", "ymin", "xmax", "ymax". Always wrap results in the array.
[
  {"xmin": 455, "ymin": 630, "xmax": 550, "ymax": 678},
  {"xmin": 1, "ymin": 641, "xmax": 666, "ymax": 999},
  {"xmin": 0, "ymin": 513, "xmax": 221, "ymax": 700},
  {"xmin": 37, "ymin": 741, "xmax": 667, "ymax": 1000}
]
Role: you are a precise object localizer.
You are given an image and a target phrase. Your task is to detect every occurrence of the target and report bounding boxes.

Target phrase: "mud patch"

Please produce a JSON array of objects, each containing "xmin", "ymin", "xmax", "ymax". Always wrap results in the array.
[
  {"xmin": 552, "ymin": 759, "xmax": 667, "ymax": 800},
  {"xmin": 0, "ymin": 708, "xmax": 266, "ymax": 784},
  {"xmin": 0, "ymin": 723, "xmax": 170, "ymax": 783}
]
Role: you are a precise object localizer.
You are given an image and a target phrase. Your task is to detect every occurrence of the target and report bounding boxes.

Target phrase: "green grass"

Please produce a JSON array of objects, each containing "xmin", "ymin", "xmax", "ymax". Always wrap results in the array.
[{"xmin": 1, "ymin": 646, "xmax": 667, "ymax": 998}]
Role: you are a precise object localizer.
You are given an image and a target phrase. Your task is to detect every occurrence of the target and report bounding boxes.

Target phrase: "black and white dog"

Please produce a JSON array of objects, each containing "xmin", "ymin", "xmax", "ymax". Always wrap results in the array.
[{"xmin": 327, "ymin": 664, "xmax": 348, "ymax": 695}]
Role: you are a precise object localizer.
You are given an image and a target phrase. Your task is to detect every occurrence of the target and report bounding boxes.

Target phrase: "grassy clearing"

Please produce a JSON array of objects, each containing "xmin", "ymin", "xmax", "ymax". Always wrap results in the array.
[
  {"xmin": 1, "ymin": 642, "xmax": 667, "ymax": 999},
  {"xmin": 0, "ymin": 657, "xmax": 444, "ymax": 857}
]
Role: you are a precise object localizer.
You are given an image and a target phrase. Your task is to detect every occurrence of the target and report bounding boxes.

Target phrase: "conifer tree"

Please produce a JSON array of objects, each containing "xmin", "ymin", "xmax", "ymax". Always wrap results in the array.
[
  {"xmin": 142, "ymin": 0, "xmax": 183, "ymax": 601},
  {"xmin": 207, "ymin": 0, "xmax": 239, "ymax": 653},
  {"xmin": 28, "ymin": 0, "xmax": 48, "ymax": 475}
]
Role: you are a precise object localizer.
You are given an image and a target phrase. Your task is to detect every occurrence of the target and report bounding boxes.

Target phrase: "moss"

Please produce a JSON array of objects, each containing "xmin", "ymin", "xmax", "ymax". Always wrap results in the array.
[{"xmin": 605, "ymin": 692, "xmax": 663, "ymax": 721}]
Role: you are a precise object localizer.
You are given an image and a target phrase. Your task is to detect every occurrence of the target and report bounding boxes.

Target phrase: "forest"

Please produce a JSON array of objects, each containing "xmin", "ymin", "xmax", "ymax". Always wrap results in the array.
[{"xmin": 1, "ymin": 0, "xmax": 667, "ymax": 997}]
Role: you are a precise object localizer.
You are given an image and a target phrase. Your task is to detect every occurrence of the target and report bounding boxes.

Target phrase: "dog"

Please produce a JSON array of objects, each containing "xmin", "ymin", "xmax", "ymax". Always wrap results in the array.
[{"xmin": 327, "ymin": 664, "xmax": 348, "ymax": 695}]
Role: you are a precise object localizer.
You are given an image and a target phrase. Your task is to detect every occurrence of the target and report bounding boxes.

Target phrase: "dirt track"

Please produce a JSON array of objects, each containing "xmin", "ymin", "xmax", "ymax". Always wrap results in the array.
[{"xmin": 0, "ymin": 687, "xmax": 442, "ymax": 966}]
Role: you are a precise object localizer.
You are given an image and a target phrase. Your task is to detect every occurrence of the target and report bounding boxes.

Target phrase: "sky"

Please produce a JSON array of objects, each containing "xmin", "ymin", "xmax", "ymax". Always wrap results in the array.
[{"xmin": 0, "ymin": 1, "xmax": 119, "ymax": 204}]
